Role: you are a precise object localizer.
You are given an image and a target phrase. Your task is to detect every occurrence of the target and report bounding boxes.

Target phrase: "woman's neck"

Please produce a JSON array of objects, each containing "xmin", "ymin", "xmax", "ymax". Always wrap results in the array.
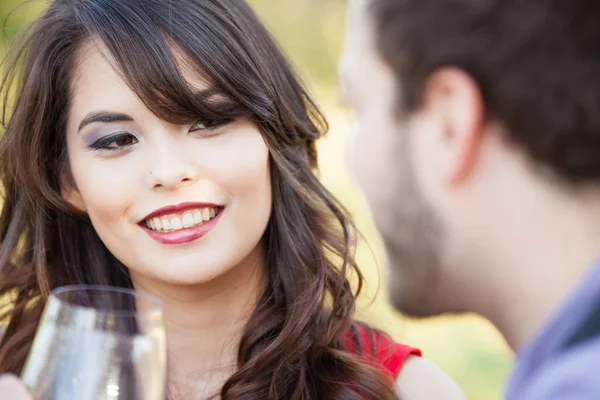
[{"xmin": 130, "ymin": 245, "xmax": 267, "ymax": 398}]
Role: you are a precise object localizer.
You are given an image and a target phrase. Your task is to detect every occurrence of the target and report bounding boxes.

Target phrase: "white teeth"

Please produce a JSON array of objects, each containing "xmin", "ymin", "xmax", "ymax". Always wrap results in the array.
[
  {"xmin": 145, "ymin": 207, "xmax": 220, "ymax": 232},
  {"xmin": 182, "ymin": 213, "xmax": 194, "ymax": 228},
  {"xmin": 193, "ymin": 210, "xmax": 202, "ymax": 224},
  {"xmin": 170, "ymin": 216, "xmax": 183, "ymax": 230}
]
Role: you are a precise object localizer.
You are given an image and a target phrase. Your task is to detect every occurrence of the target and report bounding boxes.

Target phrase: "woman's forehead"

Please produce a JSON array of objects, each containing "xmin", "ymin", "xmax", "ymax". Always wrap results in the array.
[
  {"xmin": 71, "ymin": 39, "xmax": 213, "ymax": 94},
  {"xmin": 67, "ymin": 38, "xmax": 236, "ymax": 132}
]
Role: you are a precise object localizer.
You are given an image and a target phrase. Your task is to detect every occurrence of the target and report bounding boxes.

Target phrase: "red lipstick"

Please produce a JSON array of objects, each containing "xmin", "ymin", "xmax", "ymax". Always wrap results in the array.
[{"xmin": 140, "ymin": 202, "xmax": 223, "ymax": 245}]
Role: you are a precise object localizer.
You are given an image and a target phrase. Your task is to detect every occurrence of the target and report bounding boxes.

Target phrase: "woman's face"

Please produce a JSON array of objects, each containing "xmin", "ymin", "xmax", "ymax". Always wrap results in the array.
[{"xmin": 64, "ymin": 42, "xmax": 272, "ymax": 286}]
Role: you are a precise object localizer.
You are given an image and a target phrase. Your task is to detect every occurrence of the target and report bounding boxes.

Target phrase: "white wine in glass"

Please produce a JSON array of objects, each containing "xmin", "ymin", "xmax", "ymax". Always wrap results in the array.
[{"xmin": 21, "ymin": 285, "xmax": 167, "ymax": 400}]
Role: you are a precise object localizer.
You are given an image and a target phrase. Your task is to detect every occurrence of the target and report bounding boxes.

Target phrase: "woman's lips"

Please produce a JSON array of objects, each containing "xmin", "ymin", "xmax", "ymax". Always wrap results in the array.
[
  {"xmin": 140, "ymin": 207, "xmax": 223, "ymax": 245},
  {"xmin": 141, "ymin": 202, "xmax": 222, "ymax": 222}
]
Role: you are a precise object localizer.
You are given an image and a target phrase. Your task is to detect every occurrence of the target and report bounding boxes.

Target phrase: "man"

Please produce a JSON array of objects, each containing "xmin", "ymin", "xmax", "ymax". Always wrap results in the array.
[{"xmin": 340, "ymin": 0, "xmax": 600, "ymax": 398}]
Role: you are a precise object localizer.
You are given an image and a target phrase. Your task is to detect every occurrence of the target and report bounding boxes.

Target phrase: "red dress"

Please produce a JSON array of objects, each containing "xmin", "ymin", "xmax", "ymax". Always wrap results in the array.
[{"xmin": 343, "ymin": 324, "xmax": 422, "ymax": 380}]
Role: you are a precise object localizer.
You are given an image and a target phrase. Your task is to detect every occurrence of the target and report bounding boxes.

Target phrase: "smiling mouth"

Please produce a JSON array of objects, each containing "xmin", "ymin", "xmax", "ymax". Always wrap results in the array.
[{"xmin": 142, "ymin": 206, "xmax": 222, "ymax": 233}]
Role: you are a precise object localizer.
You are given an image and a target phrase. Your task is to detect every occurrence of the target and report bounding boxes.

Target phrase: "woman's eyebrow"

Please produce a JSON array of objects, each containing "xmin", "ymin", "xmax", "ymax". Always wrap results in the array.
[{"xmin": 77, "ymin": 111, "xmax": 134, "ymax": 133}]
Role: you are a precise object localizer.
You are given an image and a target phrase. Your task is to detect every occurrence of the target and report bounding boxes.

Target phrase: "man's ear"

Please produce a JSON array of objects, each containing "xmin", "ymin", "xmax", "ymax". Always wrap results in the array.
[{"xmin": 422, "ymin": 67, "xmax": 485, "ymax": 185}]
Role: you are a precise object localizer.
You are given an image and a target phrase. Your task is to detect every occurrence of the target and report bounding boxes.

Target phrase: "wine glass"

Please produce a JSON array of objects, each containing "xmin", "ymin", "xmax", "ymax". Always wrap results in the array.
[{"xmin": 21, "ymin": 285, "xmax": 167, "ymax": 400}]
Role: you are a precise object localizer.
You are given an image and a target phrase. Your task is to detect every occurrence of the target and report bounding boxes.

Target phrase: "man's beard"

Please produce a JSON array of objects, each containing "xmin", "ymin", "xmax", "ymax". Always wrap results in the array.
[{"xmin": 376, "ymin": 139, "xmax": 447, "ymax": 317}]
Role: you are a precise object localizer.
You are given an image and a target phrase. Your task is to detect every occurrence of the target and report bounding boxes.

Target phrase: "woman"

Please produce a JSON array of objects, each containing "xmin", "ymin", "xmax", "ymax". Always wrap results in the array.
[{"xmin": 0, "ymin": 0, "xmax": 464, "ymax": 398}]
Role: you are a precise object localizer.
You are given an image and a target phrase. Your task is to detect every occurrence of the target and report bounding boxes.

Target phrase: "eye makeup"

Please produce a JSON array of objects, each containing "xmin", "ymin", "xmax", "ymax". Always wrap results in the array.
[{"xmin": 81, "ymin": 124, "xmax": 140, "ymax": 150}]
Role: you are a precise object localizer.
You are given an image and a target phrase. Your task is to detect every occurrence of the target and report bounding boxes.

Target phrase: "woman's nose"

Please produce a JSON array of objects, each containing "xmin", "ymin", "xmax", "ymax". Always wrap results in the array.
[{"xmin": 146, "ymin": 138, "xmax": 198, "ymax": 191}]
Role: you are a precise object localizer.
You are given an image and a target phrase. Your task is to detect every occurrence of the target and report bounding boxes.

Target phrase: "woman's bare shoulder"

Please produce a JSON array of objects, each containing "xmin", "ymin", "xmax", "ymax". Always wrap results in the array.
[{"xmin": 395, "ymin": 356, "xmax": 466, "ymax": 400}]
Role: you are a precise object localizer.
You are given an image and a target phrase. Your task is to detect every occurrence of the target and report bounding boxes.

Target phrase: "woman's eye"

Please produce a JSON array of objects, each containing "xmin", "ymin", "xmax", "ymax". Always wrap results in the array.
[
  {"xmin": 190, "ymin": 118, "xmax": 232, "ymax": 133},
  {"xmin": 112, "ymin": 135, "xmax": 136, "ymax": 147},
  {"xmin": 91, "ymin": 133, "xmax": 139, "ymax": 151}
]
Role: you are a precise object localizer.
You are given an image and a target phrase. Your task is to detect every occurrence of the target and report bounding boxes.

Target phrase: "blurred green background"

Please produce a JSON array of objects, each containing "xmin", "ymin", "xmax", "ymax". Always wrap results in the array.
[{"xmin": 0, "ymin": 0, "xmax": 513, "ymax": 398}]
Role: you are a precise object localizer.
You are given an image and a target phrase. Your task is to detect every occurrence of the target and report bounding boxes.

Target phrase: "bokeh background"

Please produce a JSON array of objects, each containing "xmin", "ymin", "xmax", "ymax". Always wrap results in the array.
[{"xmin": 0, "ymin": 0, "xmax": 513, "ymax": 398}]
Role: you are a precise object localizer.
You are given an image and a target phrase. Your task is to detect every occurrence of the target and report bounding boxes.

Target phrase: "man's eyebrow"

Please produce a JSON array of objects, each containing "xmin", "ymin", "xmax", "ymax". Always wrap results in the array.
[{"xmin": 338, "ymin": 69, "xmax": 353, "ymax": 104}]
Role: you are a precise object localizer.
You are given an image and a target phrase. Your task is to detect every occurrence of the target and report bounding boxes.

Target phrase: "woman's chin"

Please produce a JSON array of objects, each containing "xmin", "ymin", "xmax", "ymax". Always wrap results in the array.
[{"xmin": 131, "ymin": 263, "xmax": 233, "ymax": 288}]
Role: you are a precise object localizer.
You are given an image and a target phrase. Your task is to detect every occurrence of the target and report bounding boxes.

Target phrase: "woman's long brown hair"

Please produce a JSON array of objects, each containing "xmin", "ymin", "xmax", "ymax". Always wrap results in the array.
[{"xmin": 0, "ymin": 1, "xmax": 400, "ymax": 398}]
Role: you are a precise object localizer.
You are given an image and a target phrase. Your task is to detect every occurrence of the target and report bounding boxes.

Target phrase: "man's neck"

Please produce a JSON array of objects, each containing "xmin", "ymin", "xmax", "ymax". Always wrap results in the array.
[{"xmin": 477, "ymin": 187, "xmax": 600, "ymax": 351}]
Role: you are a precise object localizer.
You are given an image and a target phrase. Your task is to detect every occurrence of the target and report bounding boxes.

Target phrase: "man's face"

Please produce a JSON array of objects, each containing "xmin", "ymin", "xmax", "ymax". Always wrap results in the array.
[{"xmin": 339, "ymin": 0, "xmax": 450, "ymax": 316}]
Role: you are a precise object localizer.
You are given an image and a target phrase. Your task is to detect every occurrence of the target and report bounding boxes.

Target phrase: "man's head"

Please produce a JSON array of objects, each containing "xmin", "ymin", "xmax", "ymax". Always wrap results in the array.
[{"xmin": 340, "ymin": 0, "xmax": 600, "ymax": 317}]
